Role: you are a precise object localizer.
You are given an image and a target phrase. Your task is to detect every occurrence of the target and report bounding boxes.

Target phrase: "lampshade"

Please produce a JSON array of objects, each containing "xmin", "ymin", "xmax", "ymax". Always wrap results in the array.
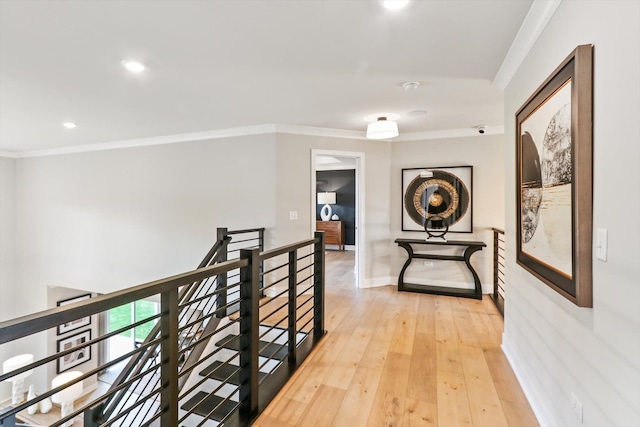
[
  {"xmin": 52, "ymin": 371, "xmax": 83, "ymax": 404},
  {"xmin": 3, "ymin": 354, "xmax": 34, "ymax": 405},
  {"xmin": 366, "ymin": 117, "xmax": 399, "ymax": 140},
  {"xmin": 2, "ymin": 354, "xmax": 34, "ymax": 379},
  {"xmin": 317, "ymin": 192, "xmax": 336, "ymax": 205}
]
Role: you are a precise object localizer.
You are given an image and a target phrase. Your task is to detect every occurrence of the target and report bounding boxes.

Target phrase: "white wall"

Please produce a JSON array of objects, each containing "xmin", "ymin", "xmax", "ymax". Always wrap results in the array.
[
  {"xmin": 13, "ymin": 134, "xmax": 277, "ymax": 315},
  {"xmin": 503, "ymin": 1, "xmax": 640, "ymax": 426},
  {"xmin": 0, "ymin": 156, "xmax": 16, "ymax": 399},
  {"xmin": 275, "ymin": 133, "xmax": 393, "ymax": 285},
  {"xmin": 0, "ymin": 157, "xmax": 16, "ymax": 322},
  {"xmin": 4, "ymin": 134, "xmax": 277, "ymax": 394},
  {"xmin": 391, "ymin": 134, "xmax": 505, "ymax": 293}
]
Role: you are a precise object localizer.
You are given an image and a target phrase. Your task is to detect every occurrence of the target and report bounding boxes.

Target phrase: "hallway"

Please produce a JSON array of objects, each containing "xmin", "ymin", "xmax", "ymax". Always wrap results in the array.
[{"xmin": 254, "ymin": 250, "xmax": 538, "ymax": 426}]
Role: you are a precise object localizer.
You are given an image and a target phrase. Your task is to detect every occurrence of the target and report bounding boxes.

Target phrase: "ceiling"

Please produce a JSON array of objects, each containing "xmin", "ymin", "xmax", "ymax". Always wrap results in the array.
[{"xmin": 0, "ymin": 0, "xmax": 534, "ymax": 154}]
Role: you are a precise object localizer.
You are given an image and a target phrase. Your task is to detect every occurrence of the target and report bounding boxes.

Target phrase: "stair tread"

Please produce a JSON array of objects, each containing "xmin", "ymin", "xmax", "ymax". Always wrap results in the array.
[
  {"xmin": 181, "ymin": 391, "xmax": 238, "ymax": 421},
  {"xmin": 199, "ymin": 360, "xmax": 268, "ymax": 384},
  {"xmin": 215, "ymin": 334, "xmax": 289, "ymax": 360}
]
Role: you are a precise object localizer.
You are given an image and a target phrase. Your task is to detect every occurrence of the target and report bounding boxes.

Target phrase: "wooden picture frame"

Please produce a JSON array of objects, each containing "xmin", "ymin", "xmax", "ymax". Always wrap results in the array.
[
  {"xmin": 57, "ymin": 329, "xmax": 92, "ymax": 373},
  {"xmin": 515, "ymin": 44, "xmax": 593, "ymax": 307},
  {"xmin": 57, "ymin": 293, "xmax": 92, "ymax": 335},
  {"xmin": 402, "ymin": 166, "xmax": 473, "ymax": 232}
]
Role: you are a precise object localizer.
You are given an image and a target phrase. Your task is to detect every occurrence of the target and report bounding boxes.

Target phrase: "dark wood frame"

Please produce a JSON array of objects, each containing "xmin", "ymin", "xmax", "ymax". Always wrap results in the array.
[
  {"xmin": 515, "ymin": 44, "xmax": 593, "ymax": 307},
  {"xmin": 57, "ymin": 329, "xmax": 92, "ymax": 373},
  {"xmin": 56, "ymin": 293, "xmax": 92, "ymax": 335},
  {"xmin": 401, "ymin": 165, "xmax": 473, "ymax": 232}
]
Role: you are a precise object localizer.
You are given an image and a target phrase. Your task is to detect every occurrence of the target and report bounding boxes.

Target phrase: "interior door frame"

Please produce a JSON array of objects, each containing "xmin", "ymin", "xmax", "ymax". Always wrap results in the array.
[{"xmin": 311, "ymin": 149, "xmax": 365, "ymax": 288}]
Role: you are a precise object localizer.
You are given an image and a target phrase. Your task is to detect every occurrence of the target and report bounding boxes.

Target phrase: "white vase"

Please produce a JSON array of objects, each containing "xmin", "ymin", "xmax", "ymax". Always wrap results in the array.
[
  {"xmin": 27, "ymin": 384, "xmax": 37, "ymax": 415},
  {"xmin": 39, "ymin": 396, "xmax": 52, "ymax": 414}
]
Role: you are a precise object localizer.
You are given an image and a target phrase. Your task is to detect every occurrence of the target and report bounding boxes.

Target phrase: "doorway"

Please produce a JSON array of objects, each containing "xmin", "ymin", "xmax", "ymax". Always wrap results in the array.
[{"xmin": 311, "ymin": 149, "xmax": 364, "ymax": 288}]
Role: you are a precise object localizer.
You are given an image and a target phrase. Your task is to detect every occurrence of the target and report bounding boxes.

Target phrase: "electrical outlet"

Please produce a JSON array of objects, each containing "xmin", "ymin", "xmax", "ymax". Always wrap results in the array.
[
  {"xmin": 289, "ymin": 211, "xmax": 298, "ymax": 220},
  {"xmin": 570, "ymin": 392, "xmax": 583, "ymax": 422}
]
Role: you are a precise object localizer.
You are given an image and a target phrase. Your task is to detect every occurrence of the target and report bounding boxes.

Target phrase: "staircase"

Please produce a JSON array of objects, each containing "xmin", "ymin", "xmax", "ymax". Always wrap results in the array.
[
  {"xmin": 0, "ymin": 227, "xmax": 326, "ymax": 427},
  {"xmin": 179, "ymin": 323, "xmax": 307, "ymax": 425}
]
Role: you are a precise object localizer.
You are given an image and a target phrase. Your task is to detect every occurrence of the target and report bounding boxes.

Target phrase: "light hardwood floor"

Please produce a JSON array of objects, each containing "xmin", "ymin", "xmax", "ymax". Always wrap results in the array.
[{"xmin": 254, "ymin": 250, "xmax": 539, "ymax": 427}]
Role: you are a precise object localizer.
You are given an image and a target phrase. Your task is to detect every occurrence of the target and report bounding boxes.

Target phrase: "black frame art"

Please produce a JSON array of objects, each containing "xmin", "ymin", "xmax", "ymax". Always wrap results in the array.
[
  {"xmin": 57, "ymin": 293, "xmax": 92, "ymax": 335},
  {"xmin": 57, "ymin": 329, "xmax": 92, "ymax": 373},
  {"xmin": 402, "ymin": 166, "xmax": 473, "ymax": 233}
]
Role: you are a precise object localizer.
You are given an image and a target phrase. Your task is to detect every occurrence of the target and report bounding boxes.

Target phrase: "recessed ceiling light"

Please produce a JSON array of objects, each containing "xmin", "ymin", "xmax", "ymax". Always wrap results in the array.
[
  {"xmin": 63, "ymin": 122, "xmax": 77, "ymax": 129},
  {"xmin": 380, "ymin": 0, "xmax": 409, "ymax": 10},
  {"xmin": 122, "ymin": 60, "xmax": 145, "ymax": 73}
]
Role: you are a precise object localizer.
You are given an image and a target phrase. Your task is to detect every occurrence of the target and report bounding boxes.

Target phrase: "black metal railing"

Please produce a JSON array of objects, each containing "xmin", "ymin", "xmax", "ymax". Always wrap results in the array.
[
  {"xmin": 492, "ymin": 228, "xmax": 505, "ymax": 316},
  {"xmin": 98, "ymin": 227, "xmax": 262, "ymax": 424},
  {"xmin": 0, "ymin": 231, "xmax": 325, "ymax": 427},
  {"xmin": 215, "ymin": 228, "xmax": 265, "ymax": 318}
]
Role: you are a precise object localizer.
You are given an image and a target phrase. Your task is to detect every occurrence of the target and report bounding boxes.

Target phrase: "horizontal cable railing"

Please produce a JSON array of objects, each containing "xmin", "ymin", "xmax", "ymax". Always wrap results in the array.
[
  {"xmin": 100, "ymin": 227, "xmax": 264, "ymax": 425},
  {"xmin": 0, "ymin": 230, "xmax": 325, "ymax": 427},
  {"xmin": 492, "ymin": 228, "xmax": 505, "ymax": 316}
]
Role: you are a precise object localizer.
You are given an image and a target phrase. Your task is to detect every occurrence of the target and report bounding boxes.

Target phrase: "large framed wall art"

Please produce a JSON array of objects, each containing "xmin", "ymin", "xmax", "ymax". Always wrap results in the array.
[
  {"xmin": 516, "ymin": 44, "xmax": 593, "ymax": 307},
  {"xmin": 402, "ymin": 166, "xmax": 473, "ymax": 233}
]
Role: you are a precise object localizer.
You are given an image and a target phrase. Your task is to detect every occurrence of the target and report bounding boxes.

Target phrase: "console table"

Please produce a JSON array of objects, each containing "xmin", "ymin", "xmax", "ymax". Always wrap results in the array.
[{"xmin": 394, "ymin": 238, "xmax": 486, "ymax": 299}]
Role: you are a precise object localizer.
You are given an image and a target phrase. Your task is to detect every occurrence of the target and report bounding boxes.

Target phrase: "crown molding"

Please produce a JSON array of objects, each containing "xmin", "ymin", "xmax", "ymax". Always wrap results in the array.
[
  {"xmin": 395, "ymin": 125, "xmax": 505, "ymax": 141},
  {"xmin": 1, "ymin": 123, "xmax": 505, "ymax": 158},
  {"xmin": 4, "ymin": 124, "xmax": 278, "ymax": 158},
  {"xmin": 492, "ymin": 0, "xmax": 563, "ymax": 90},
  {"xmin": 274, "ymin": 124, "xmax": 366, "ymax": 140},
  {"xmin": 0, "ymin": 151, "xmax": 18, "ymax": 158}
]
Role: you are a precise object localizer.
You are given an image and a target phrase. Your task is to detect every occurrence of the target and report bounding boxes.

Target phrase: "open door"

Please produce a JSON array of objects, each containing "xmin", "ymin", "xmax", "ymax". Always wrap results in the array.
[{"xmin": 311, "ymin": 149, "xmax": 365, "ymax": 288}]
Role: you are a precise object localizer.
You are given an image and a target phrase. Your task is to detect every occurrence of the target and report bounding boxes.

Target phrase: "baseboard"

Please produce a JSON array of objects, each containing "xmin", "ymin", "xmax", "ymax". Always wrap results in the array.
[
  {"xmin": 362, "ymin": 276, "xmax": 394, "ymax": 288},
  {"xmin": 501, "ymin": 335, "xmax": 551, "ymax": 427},
  {"xmin": 324, "ymin": 245, "xmax": 355, "ymax": 251}
]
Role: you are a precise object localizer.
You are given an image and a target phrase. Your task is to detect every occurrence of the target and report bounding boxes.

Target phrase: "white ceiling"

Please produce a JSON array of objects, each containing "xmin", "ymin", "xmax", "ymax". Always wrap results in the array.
[{"xmin": 0, "ymin": 0, "xmax": 534, "ymax": 154}]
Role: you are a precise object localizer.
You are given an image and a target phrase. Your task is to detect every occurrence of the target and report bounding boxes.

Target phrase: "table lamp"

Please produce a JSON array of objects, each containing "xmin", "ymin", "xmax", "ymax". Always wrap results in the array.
[
  {"xmin": 2, "ymin": 353, "xmax": 34, "ymax": 405},
  {"xmin": 52, "ymin": 371, "xmax": 83, "ymax": 427},
  {"xmin": 317, "ymin": 192, "xmax": 336, "ymax": 221}
]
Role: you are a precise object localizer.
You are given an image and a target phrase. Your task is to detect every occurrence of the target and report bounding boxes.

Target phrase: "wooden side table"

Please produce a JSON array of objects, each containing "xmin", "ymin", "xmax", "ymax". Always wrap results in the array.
[{"xmin": 316, "ymin": 221, "xmax": 345, "ymax": 250}]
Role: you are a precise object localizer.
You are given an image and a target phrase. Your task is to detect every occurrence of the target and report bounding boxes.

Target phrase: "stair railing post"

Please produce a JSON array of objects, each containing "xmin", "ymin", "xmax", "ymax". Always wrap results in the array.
[
  {"xmin": 259, "ymin": 228, "xmax": 265, "ymax": 297},
  {"xmin": 493, "ymin": 229, "xmax": 499, "ymax": 303},
  {"xmin": 238, "ymin": 248, "xmax": 260, "ymax": 422},
  {"xmin": 288, "ymin": 249, "xmax": 298, "ymax": 364},
  {"xmin": 160, "ymin": 288, "xmax": 179, "ymax": 426},
  {"xmin": 216, "ymin": 227, "xmax": 229, "ymax": 318},
  {"xmin": 313, "ymin": 231, "xmax": 325, "ymax": 339}
]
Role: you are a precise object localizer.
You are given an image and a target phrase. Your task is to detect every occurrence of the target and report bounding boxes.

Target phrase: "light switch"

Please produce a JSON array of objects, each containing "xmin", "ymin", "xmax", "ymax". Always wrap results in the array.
[
  {"xmin": 289, "ymin": 211, "xmax": 298, "ymax": 220},
  {"xmin": 596, "ymin": 228, "xmax": 607, "ymax": 261}
]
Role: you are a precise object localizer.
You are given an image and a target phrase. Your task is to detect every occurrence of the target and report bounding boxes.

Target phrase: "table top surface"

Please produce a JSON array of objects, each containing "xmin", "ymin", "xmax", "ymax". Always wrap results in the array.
[{"xmin": 394, "ymin": 238, "xmax": 486, "ymax": 247}]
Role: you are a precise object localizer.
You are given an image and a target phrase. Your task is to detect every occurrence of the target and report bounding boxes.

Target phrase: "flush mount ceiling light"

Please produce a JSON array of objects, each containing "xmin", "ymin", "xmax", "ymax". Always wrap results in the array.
[
  {"xmin": 367, "ymin": 117, "xmax": 399, "ymax": 140},
  {"xmin": 62, "ymin": 122, "xmax": 77, "ymax": 129},
  {"xmin": 402, "ymin": 81, "xmax": 420, "ymax": 91},
  {"xmin": 379, "ymin": 0, "xmax": 410, "ymax": 10},
  {"xmin": 122, "ymin": 60, "xmax": 145, "ymax": 73}
]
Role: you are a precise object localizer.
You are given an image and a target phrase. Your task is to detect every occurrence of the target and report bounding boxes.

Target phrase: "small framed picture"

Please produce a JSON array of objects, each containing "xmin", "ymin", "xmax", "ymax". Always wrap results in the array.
[
  {"xmin": 57, "ymin": 329, "xmax": 92, "ymax": 373},
  {"xmin": 57, "ymin": 294, "xmax": 91, "ymax": 335}
]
